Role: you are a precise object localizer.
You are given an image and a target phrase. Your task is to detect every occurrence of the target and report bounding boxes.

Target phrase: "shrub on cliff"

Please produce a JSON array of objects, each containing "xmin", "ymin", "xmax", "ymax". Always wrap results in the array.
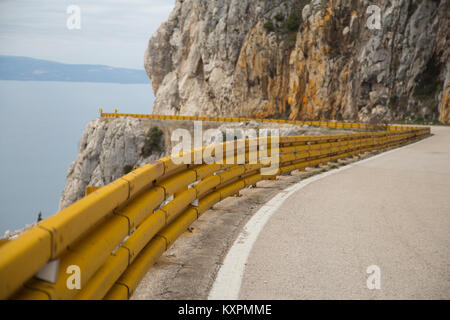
[
  {"xmin": 274, "ymin": 13, "xmax": 284, "ymax": 22},
  {"xmin": 141, "ymin": 126, "xmax": 164, "ymax": 157},
  {"xmin": 123, "ymin": 165, "xmax": 134, "ymax": 175},
  {"xmin": 285, "ymin": 12, "xmax": 301, "ymax": 31},
  {"xmin": 264, "ymin": 20, "xmax": 275, "ymax": 32}
]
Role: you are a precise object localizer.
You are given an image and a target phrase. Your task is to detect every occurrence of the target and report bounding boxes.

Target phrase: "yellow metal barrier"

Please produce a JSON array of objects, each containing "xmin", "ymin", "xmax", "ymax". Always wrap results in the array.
[
  {"xmin": 100, "ymin": 111, "xmax": 398, "ymax": 132},
  {"xmin": 0, "ymin": 113, "xmax": 430, "ymax": 300}
]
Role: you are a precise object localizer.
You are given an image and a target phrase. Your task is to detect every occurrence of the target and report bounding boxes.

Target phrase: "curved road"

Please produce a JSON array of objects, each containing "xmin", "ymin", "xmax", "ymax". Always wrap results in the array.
[{"xmin": 211, "ymin": 126, "xmax": 450, "ymax": 299}]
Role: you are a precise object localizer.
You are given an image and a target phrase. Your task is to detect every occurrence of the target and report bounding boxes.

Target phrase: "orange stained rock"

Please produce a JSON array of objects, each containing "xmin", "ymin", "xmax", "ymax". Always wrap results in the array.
[
  {"xmin": 313, "ymin": 97, "xmax": 323, "ymax": 106},
  {"xmin": 441, "ymin": 89, "xmax": 450, "ymax": 124},
  {"xmin": 323, "ymin": 11, "xmax": 331, "ymax": 23}
]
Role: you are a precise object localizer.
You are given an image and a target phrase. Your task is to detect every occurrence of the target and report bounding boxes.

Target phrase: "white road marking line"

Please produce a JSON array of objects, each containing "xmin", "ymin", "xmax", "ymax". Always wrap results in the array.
[{"xmin": 208, "ymin": 137, "xmax": 429, "ymax": 300}]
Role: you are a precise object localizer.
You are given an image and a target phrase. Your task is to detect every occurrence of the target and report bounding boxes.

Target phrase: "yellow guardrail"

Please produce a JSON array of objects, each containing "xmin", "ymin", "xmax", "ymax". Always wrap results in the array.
[
  {"xmin": 99, "ymin": 109, "xmax": 398, "ymax": 131},
  {"xmin": 99, "ymin": 110, "xmax": 423, "ymax": 133},
  {"xmin": 0, "ymin": 113, "xmax": 430, "ymax": 300}
]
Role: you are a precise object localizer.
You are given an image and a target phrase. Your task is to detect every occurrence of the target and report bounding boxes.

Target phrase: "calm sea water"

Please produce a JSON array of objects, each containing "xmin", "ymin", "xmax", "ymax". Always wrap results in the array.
[{"xmin": 0, "ymin": 80, "xmax": 154, "ymax": 234}]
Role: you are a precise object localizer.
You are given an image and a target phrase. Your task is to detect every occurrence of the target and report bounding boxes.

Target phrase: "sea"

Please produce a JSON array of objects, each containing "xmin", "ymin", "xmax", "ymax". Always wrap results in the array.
[{"xmin": 0, "ymin": 80, "xmax": 154, "ymax": 234}]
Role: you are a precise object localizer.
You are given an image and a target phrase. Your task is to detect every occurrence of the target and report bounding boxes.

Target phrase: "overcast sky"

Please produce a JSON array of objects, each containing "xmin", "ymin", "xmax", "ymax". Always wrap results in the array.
[{"xmin": 0, "ymin": 0, "xmax": 174, "ymax": 69}]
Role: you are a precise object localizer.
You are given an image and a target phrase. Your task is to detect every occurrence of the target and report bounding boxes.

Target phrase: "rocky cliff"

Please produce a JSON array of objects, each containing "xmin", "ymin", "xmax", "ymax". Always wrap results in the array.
[
  {"xmin": 145, "ymin": 0, "xmax": 449, "ymax": 123},
  {"xmin": 59, "ymin": 118, "xmax": 156, "ymax": 209}
]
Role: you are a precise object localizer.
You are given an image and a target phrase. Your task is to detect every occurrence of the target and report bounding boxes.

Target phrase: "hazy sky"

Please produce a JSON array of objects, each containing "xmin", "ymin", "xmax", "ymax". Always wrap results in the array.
[{"xmin": 0, "ymin": 0, "xmax": 174, "ymax": 69}]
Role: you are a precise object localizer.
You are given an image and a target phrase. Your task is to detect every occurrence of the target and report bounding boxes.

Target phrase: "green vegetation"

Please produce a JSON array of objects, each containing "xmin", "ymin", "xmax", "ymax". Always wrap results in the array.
[
  {"xmin": 286, "ymin": 32, "xmax": 298, "ymax": 47},
  {"xmin": 285, "ymin": 12, "xmax": 301, "ymax": 31},
  {"xmin": 264, "ymin": 20, "xmax": 275, "ymax": 32},
  {"xmin": 274, "ymin": 13, "xmax": 285, "ymax": 22},
  {"xmin": 123, "ymin": 165, "xmax": 134, "ymax": 175},
  {"xmin": 141, "ymin": 126, "xmax": 164, "ymax": 157},
  {"xmin": 263, "ymin": 8, "xmax": 304, "ymax": 49}
]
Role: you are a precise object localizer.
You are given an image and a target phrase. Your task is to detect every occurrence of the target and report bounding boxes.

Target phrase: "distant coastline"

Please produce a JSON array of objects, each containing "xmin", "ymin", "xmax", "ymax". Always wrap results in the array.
[{"xmin": 0, "ymin": 55, "xmax": 150, "ymax": 84}]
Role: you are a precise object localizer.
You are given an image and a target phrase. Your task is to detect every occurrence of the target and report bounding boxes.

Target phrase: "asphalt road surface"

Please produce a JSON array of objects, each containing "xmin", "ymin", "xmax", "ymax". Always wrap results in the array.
[{"xmin": 215, "ymin": 126, "xmax": 450, "ymax": 300}]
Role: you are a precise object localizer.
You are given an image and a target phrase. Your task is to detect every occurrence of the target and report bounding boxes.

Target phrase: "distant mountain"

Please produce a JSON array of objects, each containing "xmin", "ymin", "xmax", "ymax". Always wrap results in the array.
[{"xmin": 0, "ymin": 55, "xmax": 149, "ymax": 84}]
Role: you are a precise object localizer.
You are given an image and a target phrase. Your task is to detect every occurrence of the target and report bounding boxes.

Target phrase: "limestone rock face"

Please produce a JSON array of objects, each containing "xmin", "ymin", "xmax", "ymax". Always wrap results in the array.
[
  {"xmin": 145, "ymin": 0, "xmax": 300, "ymax": 116},
  {"xmin": 59, "ymin": 118, "xmax": 163, "ymax": 209},
  {"xmin": 145, "ymin": 0, "xmax": 449, "ymax": 123}
]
